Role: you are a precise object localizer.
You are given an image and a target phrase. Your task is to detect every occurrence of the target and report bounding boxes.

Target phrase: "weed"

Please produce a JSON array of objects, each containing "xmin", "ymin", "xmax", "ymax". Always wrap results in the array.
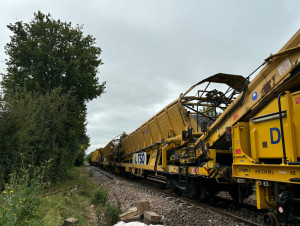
[
  {"xmin": 104, "ymin": 201, "xmax": 122, "ymax": 225},
  {"xmin": 0, "ymin": 163, "xmax": 49, "ymax": 225},
  {"xmin": 92, "ymin": 186, "xmax": 108, "ymax": 206}
]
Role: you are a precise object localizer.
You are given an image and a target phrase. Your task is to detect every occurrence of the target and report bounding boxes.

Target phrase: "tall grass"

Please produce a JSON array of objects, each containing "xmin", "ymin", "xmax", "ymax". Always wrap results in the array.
[{"xmin": 0, "ymin": 162, "xmax": 49, "ymax": 225}]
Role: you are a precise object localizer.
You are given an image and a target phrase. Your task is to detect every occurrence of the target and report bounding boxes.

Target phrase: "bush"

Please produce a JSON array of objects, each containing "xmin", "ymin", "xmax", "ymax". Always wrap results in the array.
[
  {"xmin": 104, "ymin": 201, "xmax": 122, "ymax": 225},
  {"xmin": 92, "ymin": 187, "xmax": 108, "ymax": 206},
  {"xmin": 92, "ymin": 186, "xmax": 122, "ymax": 225},
  {"xmin": 74, "ymin": 148, "xmax": 86, "ymax": 166},
  {"xmin": 0, "ymin": 163, "xmax": 49, "ymax": 225},
  {"xmin": 0, "ymin": 89, "xmax": 82, "ymax": 187}
]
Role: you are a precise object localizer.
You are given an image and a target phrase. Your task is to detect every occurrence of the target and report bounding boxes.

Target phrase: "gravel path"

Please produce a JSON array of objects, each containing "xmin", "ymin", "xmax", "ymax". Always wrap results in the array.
[{"xmin": 87, "ymin": 167, "xmax": 262, "ymax": 226}]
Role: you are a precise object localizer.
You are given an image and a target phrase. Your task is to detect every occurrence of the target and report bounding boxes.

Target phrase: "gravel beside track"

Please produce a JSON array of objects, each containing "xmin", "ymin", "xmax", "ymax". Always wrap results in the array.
[{"xmin": 87, "ymin": 166, "xmax": 263, "ymax": 226}]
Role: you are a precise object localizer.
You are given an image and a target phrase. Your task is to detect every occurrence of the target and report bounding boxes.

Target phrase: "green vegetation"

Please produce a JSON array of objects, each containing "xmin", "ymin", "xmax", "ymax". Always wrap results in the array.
[
  {"xmin": 0, "ymin": 90, "xmax": 71, "ymax": 185},
  {"xmin": 92, "ymin": 187, "xmax": 108, "ymax": 206},
  {"xmin": 103, "ymin": 202, "xmax": 122, "ymax": 226},
  {"xmin": 0, "ymin": 164, "xmax": 49, "ymax": 225},
  {"xmin": 0, "ymin": 11, "xmax": 107, "ymax": 225},
  {"xmin": 0, "ymin": 11, "xmax": 105, "ymax": 188},
  {"xmin": 92, "ymin": 187, "xmax": 122, "ymax": 225},
  {"xmin": 0, "ymin": 166, "xmax": 100, "ymax": 225},
  {"xmin": 40, "ymin": 167, "xmax": 98, "ymax": 225}
]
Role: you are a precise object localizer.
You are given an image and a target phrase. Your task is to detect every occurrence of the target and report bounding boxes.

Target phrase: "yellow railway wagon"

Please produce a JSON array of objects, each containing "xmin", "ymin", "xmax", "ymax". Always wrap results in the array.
[
  {"xmin": 232, "ymin": 91, "xmax": 300, "ymax": 224},
  {"xmin": 100, "ymin": 140, "xmax": 116, "ymax": 167},
  {"xmin": 98, "ymin": 29, "xmax": 300, "ymax": 225},
  {"xmin": 89, "ymin": 149, "xmax": 100, "ymax": 166}
]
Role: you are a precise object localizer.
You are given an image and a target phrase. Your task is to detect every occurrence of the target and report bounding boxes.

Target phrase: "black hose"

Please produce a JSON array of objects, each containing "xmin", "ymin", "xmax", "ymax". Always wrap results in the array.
[{"xmin": 278, "ymin": 92, "xmax": 287, "ymax": 165}]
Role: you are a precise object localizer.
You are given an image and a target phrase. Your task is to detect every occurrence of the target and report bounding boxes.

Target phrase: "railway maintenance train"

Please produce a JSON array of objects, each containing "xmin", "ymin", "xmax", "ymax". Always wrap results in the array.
[{"xmin": 90, "ymin": 29, "xmax": 300, "ymax": 226}]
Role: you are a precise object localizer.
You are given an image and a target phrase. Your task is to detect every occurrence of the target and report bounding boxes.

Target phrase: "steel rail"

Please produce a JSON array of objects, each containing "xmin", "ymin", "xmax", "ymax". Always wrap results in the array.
[{"xmin": 89, "ymin": 166, "xmax": 115, "ymax": 180}]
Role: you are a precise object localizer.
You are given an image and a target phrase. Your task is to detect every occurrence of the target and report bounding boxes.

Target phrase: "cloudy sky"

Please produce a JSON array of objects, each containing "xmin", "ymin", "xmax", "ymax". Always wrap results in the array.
[{"xmin": 1, "ymin": 1, "xmax": 299, "ymax": 153}]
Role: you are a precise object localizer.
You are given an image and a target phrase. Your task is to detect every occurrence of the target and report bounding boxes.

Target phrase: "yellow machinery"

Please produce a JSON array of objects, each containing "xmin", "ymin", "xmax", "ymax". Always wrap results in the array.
[
  {"xmin": 232, "ymin": 90, "xmax": 300, "ymax": 224},
  {"xmin": 99, "ymin": 137, "xmax": 123, "ymax": 168},
  {"xmin": 97, "ymin": 29, "xmax": 300, "ymax": 225},
  {"xmin": 89, "ymin": 149, "xmax": 100, "ymax": 166}
]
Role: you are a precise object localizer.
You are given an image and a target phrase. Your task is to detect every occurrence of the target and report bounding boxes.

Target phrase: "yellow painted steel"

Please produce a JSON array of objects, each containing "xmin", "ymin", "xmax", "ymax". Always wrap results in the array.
[
  {"xmin": 90, "ymin": 149, "xmax": 100, "ymax": 163},
  {"xmin": 100, "ymin": 140, "xmax": 117, "ymax": 166},
  {"xmin": 121, "ymin": 101, "xmax": 196, "ymax": 157},
  {"xmin": 196, "ymin": 29, "xmax": 300, "ymax": 152},
  {"xmin": 256, "ymin": 182, "xmax": 276, "ymax": 209},
  {"xmin": 232, "ymin": 91, "xmax": 300, "ymax": 184}
]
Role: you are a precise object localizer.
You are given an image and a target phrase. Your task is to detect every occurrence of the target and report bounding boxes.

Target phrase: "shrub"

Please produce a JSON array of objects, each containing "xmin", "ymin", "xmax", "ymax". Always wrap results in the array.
[
  {"xmin": 104, "ymin": 201, "xmax": 122, "ymax": 225},
  {"xmin": 0, "ymin": 89, "xmax": 81, "ymax": 187},
  {"xmin": 92, "ymin": 187, "xmax": 122, "ymax": 225},
  {"xmin": 0, "ymin": 163, "xmax": 49, "ymax": 225},
  {"xmin": 92, "ymin": 187, "xmax": 108, "ymax": 206}
]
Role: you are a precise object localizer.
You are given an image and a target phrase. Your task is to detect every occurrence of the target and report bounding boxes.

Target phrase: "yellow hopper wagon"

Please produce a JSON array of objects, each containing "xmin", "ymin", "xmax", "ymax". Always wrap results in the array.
[{"xmin": 89, "ymin": 149, "xmax": 100, "ymax": 166}]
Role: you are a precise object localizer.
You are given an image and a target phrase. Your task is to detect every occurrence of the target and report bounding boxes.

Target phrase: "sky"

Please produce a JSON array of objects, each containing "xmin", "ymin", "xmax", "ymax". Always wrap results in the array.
[{"xmin": 0, "ymin": 1, "xmax": 299, "ymax": 154}]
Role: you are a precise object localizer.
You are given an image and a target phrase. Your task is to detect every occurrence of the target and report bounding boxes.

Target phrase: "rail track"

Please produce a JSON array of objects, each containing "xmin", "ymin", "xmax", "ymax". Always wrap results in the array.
[
  {"xmin": 89, "ymin": 166, "xmax": 115, "ymax": 180},
  {"xmin": 140, "ymin": 176, "xmax": 262, "ymax": 226},
  {"xmin": 88, "ymin": 166, "xmax": 262, "ymax": 225}
]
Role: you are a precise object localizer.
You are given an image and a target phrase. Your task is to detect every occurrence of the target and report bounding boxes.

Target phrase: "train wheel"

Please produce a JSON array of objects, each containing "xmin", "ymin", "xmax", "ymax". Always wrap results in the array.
[{"xmin": 263, "ymin": 212, "xmax": 277, "ymax": 226}]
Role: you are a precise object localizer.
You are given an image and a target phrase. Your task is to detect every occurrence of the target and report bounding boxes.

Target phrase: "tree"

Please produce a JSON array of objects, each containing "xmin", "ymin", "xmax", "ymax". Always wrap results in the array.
[
  {"xmin": 2, "ymin": 11, "xmax": 105, "ymax": 102},
  {"xmin": 2, "ymin": 11, "xmax": 105, "ymax": 167}
]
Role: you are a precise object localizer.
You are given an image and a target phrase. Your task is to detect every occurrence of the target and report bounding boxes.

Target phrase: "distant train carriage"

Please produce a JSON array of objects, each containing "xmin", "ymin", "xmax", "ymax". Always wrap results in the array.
[{"xmin": 89, "ymin": 149, "xmax": 100, "ymax": 166}]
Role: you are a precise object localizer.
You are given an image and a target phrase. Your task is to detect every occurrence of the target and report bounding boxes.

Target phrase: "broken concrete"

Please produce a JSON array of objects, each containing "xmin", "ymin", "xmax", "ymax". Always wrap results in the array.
[
  {"xmin": 137, "ymin": 201, "xmax": 150, "ymax": 216},
  {"xmin": 144, "ymin": 211, "xmax": 162, "ymax": 223}
]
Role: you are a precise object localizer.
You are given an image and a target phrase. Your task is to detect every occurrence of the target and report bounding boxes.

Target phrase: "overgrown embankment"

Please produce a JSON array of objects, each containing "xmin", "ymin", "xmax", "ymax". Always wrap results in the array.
[{"xmin": 0, "ymin": 166, "xmax": 121, "ymax": 225}]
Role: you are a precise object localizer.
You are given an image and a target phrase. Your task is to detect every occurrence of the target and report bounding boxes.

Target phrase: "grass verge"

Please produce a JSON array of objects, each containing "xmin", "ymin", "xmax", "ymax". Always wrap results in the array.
[
  {"xmin": 40, "ymin": 166, "xmax": 98, "ymax": 225},
  {"xmin": 1, "ymin": 166, "xmax": 122, "ymax": 225}
]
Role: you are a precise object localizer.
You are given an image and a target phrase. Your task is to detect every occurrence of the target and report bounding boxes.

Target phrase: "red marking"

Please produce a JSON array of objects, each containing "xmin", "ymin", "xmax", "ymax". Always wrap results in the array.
[
  {"xmin": 296, "ymin": 97, "xmax": 300, "ymax": 104},
  {"xmin": 236, "ymin": 149, "xmax": 241, "ymax": 154},
  {"xmin": 233, "ymin": 112, "xmax": 238, "ymax": 121},
  {"xmin": 204, "ymin": 167, "xmax": 211, "ymax": 174},
  {"xmin": 191, "ymin": 168, "xmax": 196, "ymax": 173}
]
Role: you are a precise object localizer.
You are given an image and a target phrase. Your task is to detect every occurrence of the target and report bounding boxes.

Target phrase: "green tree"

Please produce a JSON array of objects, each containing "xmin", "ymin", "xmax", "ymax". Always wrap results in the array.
[
  {"xmin": 2, "ymin": 11, "xmax": 105, "ymax": 101},
  {"xmin": 200, "ymin": 106, "xmax": 221, "ymax": 119},
  {"xmin": 2, "ymin": 11, "xmax": 105, "ymax": 166}
]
